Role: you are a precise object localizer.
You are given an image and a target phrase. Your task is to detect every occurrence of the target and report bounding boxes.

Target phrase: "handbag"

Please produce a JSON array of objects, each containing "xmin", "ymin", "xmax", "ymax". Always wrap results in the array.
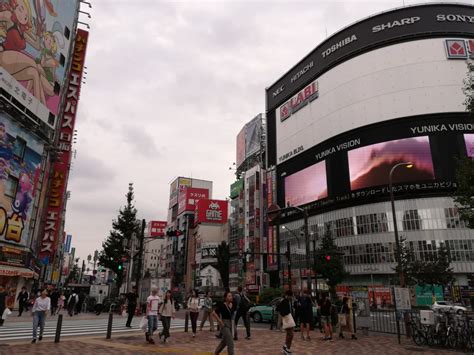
[
  {"xmin": 282, "ymin": 313, "xmax": 296, "ymax": 329},
  {"xmin": 339, "ymin": 313, "xmax": 347, "ymax": 327},
  {"xmin": 2, "ymin": 308, "xmax": 12, "ymax": 320},
  {"xmin": 139, "ymin": 316, "xmax": 148, "ymax": 332}
]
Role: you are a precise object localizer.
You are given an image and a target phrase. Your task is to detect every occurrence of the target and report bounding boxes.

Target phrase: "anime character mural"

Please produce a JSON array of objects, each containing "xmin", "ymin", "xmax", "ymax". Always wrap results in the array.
[
  {"xmin": 0, "ymin": 0, "xmax": 76, "ymax": 115},
  {"xmin": 0, "ymin": 114, "xmax": 43, "ymax": 246}
]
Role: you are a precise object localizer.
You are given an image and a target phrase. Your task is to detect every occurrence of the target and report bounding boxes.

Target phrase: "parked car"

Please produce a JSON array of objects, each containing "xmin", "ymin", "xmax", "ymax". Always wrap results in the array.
[
  {"xmin": 431, "ymin": 301, "xmax": 467, "ymax": 314},
  {"xmin": 248, "ymin": 297, "xmax": 319, "ymax": 323},
  {"xmin": 248, "ymin": 297, "xmax": 282, "ymax": 323}
]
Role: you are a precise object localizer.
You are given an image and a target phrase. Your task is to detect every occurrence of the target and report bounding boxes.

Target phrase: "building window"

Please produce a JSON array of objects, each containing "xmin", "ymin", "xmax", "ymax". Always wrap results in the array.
[
  {"xmin": 445, "ymin": 208, "xmax": 466, "ymax": 229},
  {"xmin": 356, "ymin": 213, "xmax": 388, "ymax": 235},
  {"xmin": 402, "ymin": 210, "xmax": 422, "ymax": 231},
  {"xmin": 335, "ymin": 217, "xmax": 354, "ymax": 237}
]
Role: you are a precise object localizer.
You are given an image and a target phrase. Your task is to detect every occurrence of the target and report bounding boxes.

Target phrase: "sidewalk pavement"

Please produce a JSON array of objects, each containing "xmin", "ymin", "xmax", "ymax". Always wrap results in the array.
[{"xmin": 0, "ymin": 327, "xmax": 462, "ymax": 354}]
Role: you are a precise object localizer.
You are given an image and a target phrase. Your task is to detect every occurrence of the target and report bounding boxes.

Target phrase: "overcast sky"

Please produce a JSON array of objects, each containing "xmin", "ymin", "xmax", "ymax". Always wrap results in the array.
[{"xmin": 65, "ymin": 0, "xmax": 471, "ymax": 261}]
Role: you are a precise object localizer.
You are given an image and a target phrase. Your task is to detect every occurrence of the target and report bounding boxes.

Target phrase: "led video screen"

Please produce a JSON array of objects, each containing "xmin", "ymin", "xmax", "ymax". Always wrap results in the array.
[
  {"xmin": 285, "ymin": 160, "xmax": 327, "ymax": 206},
  {"xmin": 348, "ymin": 136, "xmax": 435, "ymax": 190},
  {"xmin": 465, "ymin": 134, "xmax": 474, "ymax": 157}
]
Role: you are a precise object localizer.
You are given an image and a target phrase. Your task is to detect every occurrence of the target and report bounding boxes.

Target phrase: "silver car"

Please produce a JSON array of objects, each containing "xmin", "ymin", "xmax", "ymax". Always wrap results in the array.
[{"xmin": 431, "ymin": 301, "xmax": 467, "ymax": 314}]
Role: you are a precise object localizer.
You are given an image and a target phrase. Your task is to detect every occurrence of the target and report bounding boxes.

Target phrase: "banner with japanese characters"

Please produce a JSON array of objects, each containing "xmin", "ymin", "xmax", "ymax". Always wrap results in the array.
[
  {"xmin": 39, "ymin": 29, "xmax": 88, "ymax": 264},
  {"xmin": 0, "ymin": 113, "xmax": 43, "ymax": 247}
]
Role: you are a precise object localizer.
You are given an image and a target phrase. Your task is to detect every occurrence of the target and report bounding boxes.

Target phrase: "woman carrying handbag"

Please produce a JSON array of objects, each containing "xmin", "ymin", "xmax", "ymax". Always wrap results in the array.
[
  {"xmin": 339, "ymin": 296, "xmax": 357, "ymax": 340},
  {"xmin": 276, "ymin": 290, "xmax": 296, "ymax": 355}
]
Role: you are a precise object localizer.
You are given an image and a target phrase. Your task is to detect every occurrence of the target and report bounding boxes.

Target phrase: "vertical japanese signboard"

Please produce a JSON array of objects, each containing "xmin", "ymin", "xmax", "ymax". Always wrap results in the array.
[{"xmin": 39, "ymin": 30, "xmax": 88, "ymax": 264}]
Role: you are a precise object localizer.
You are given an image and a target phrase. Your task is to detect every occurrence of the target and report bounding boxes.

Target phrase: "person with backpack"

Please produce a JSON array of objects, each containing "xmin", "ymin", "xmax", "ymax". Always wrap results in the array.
[
  {"xmin": 234, "ymin": 286, "xmax": 251, "ymax": 340},
  {"xmin": 67, "ymin": 291, "xmax": 78, "ymax": 317},
  {"xmin": 339, "ymin": 296, "xmax": 357, "ymax": 340}
]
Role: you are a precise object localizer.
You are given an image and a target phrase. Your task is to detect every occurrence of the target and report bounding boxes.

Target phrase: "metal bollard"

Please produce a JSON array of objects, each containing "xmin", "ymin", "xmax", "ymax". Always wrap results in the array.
[
  {"xmin": 106, "ymin": 312, "xmax": 113, "ymax": 339},
  {"xmin": 184, "ymin": 311, "xmax": 189, "ymax": 332},
  {"xmin": 54, "ymin": 314, "xmax": 63, "ymax": 343}
]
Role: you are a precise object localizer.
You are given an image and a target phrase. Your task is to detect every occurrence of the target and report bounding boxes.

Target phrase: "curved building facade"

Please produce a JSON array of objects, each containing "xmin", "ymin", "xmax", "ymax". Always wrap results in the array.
[{"xmin": 265, "ymin": 3, "xmax": 474, "ymax": 291}]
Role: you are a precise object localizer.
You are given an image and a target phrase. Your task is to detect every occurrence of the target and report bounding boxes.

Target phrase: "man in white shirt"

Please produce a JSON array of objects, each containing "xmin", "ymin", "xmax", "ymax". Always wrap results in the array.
[
  {"xmin": 145, "ymin": 288, "xmax": 162, "ymax": 344},
  {"xmin": 32, "ymin": 290, "xmax": 51, "ymax": 343}
]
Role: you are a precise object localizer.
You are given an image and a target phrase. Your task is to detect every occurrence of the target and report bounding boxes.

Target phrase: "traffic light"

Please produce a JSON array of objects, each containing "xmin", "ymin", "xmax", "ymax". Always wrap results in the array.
[
  {"xmin": 325, "ymin": 255, "xmax": 331, "ymax": 262},
  {"xmin": 166, "ymin": 229, "xmax": 183, "ymax": 237},
  {"xmin": 118, "ymin": 263, "xmax": 123, "ymax": 271}
]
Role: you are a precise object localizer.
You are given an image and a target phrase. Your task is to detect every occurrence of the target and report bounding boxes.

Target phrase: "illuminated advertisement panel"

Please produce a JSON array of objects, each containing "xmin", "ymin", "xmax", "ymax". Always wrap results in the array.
[
  {"xmin": 0, "ymin": 113, "xmax": 43, "ymax": 247},
  {"xmin": 285, "ymin": 160, "xmax": 327, "ymax": 207},
  {"xmin": 348, "ymin": 136, "xmax": 435, "ymax": 191},
  {"xmin": 0, "ymin": 0, "xmax": 79, "ymax": 127},
  {"xmin": 465, "ymin": 134, "xmax": 474, "ymax": 158}
]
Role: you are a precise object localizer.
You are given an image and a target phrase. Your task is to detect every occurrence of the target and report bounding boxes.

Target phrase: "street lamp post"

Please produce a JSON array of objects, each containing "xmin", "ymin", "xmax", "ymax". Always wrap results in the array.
[{"xmin": 389, "ymin": 162, "xmax": 413, "ymax": 288}]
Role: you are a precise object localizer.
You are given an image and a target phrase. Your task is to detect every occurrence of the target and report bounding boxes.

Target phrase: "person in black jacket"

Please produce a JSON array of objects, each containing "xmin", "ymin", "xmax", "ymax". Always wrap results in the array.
[
  {"xmin": 17, "ymin": 287, "xmax": 29, "ymax": 316},
  {"xmin": 276, "ymin": 290, "xmax": 295, "ymax": 355}
]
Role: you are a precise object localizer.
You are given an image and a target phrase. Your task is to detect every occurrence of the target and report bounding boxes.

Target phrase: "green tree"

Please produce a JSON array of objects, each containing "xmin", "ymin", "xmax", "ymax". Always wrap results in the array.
[
  {"xmin": 393, "ymin": 237, "xmax": 418, "ymax": 286},
  {"xmin": 410, "ymin": 244, "xmax": 455, "ymax": 296},
  {"xmin": 216, "ymin": 241, "xmax": 230, "ymax": 290},
  {"xmin": 64, "ymin": 263, "xmax": 79, "ymax": 286},
  {"xmin": 98, "ymin": 183, "xmax": 140, "ymax": 294},
  {"xmin": 462, "ymin": 58, "xmax": 474, "ymax": 114},
  {"xmin": 314, "ymin": 226, "xmax": 348, "ymax": 298},
  {"xmin": 454, "ymin": 157, "xmax": 474, "ymax": 229}
]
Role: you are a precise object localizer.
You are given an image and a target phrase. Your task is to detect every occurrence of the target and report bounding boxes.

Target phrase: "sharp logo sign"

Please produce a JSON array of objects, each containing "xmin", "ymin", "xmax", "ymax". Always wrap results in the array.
[
  {"xmin": 445, "ymin": 39, "xmax": 468, "ymax": 59},
  {"xmin": 280, "ymin": 81, "xmax": 319, "ymax": 122}
]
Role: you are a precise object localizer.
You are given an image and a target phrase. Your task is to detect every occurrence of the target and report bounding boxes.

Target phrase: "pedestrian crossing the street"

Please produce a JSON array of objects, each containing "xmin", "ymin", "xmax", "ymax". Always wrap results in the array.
[{"xmin": 0, "ymin": 317, "xmax": 187, "ymax": 341}]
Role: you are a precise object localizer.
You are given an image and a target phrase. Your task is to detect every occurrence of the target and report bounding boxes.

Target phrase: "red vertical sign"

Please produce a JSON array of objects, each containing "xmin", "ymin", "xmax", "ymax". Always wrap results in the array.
[{"xmin": 39, "ymin": 30, "xmax": 89, "ymax": 263}]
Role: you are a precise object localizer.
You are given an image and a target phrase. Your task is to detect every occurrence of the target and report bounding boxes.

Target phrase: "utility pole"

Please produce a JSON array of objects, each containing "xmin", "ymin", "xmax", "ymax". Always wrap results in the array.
[{"xmin": 135, "ymin": 219, "xmax": 146, "ymax": 297}]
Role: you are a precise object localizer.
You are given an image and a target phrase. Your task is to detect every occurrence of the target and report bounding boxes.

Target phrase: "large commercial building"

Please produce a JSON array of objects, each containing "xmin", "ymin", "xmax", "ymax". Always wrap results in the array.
[
  {"xmin": 0, "ymin": 1, "xmax": 87, "ymax": 303},
  {"xmin": 165, "ymin": 177, "xmax": 213, "ymax": 289},
  {"xmin": 265, "ymin": 3, "xmax": 474, "ymax": 300},
  {"xmin": 229, "ymin": 114, "xmax": 269, "ymax": 293}
]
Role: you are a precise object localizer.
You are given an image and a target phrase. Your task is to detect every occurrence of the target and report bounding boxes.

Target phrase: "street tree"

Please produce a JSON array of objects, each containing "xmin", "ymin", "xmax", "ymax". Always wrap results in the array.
[
  {"xmin": 98, "ymin": 183, "xmax": 140, "ymax": 294},
  {"xmin": 314, "ymin": 226, "xmax": 348, "ymax": 298},
  {"xmin": 454, "ymin": 157, "xmax": 474, "ymax": 229},
  {"xmin": 216, "ymin": 241, "xmax": 230, "ymax": 290},
  {"xmin": 393, "ymin": 237, "xmax": 418, "ymax": 286},
  {"xmin": 410, "ymin": 244, "xmax": 455, "ymax": 296},
  {"xmin": 64, "ymin": 263, "xmax": 79, "ymax": 286}
]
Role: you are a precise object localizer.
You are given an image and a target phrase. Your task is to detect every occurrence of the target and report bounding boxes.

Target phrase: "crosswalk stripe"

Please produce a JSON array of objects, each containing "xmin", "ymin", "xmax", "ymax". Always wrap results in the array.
[{"xmin": 0, "ymin": 319, "xmax": 186, "ymax": 341}]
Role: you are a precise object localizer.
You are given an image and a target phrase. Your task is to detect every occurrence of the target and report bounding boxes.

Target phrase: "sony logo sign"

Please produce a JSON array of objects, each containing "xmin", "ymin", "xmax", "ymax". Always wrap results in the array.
[
  {"xmin": 437, "ymin": 14, "xmax": 474, "ymax": 23},
  {"xmin": 273, "ymin": 85, "xmax": 285, "ymax": 98},
  {"xmin": 372, "ymin": 16, "xmax": 420, "ymax": 33}
]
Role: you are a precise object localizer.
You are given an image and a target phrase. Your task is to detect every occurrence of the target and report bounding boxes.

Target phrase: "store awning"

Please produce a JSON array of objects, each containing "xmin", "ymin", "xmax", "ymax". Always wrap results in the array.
[{"xmin": 0, "ymin": 265, "xmax": 39, "ymax": 279}]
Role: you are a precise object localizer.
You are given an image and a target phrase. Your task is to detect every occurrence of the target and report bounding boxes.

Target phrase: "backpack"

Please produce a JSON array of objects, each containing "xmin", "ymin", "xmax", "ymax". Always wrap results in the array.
[{"xmin": 239, "ymin": 294, "xmax": 251, "ymax": 312}]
